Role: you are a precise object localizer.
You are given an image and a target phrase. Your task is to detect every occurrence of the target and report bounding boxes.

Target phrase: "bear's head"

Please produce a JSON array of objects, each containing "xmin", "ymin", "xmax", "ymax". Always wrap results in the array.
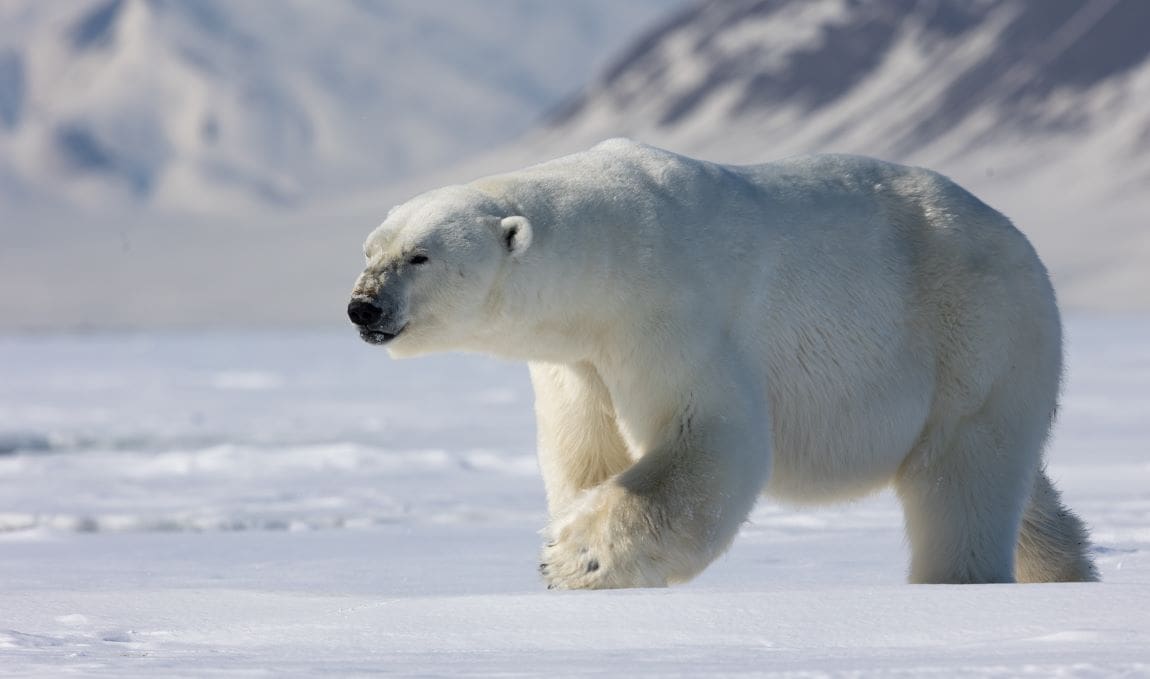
[{"xmin": 347, "ymin": 185, "xmax": 532, "ymax": 357}]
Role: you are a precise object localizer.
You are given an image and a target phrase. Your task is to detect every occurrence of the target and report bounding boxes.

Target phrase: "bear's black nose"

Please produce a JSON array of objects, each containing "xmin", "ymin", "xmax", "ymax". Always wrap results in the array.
[{"xmin": 347, "ymin": 299, "xmax": 383, "ymax": 326}]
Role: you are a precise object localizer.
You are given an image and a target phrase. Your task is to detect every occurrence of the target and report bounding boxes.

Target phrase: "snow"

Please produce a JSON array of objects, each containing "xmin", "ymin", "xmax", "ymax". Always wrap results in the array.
[
  {"xmin": 1, "ymin": 317, "xmax": 1149, "ymax": 675},
  {"xmin": 0, "ymin": 0, "xmax": 681, "ymax": 211}
]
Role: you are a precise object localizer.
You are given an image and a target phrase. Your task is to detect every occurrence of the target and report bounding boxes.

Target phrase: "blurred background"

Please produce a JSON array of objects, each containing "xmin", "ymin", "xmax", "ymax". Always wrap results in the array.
[{"xmin": 1, "ymin": 0, "xmax": 1148, "ymax": 331}]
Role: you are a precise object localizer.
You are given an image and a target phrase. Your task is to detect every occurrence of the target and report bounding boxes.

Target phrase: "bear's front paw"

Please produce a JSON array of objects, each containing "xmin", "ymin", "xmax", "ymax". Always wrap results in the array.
[{"xmin": 539, "ymin": 484, "xmax": 671, "ymax": 590}]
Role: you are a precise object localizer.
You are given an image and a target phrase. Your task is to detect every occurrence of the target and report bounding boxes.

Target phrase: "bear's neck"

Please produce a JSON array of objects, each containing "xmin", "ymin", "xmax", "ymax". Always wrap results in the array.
[{"xmin": 470, "ymin": 171, "xmax": 678, "ymax": 365}]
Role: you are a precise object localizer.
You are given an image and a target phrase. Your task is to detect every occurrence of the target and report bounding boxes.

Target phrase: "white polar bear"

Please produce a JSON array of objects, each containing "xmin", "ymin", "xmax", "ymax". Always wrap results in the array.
[{"xmin": 348, "ymin": 139, "xmax": 1098, "ymax": 589}]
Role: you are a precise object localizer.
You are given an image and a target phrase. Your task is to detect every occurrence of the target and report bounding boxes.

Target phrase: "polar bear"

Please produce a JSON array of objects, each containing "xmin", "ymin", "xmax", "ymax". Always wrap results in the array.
[{"xmin": 347, "ymin": 139, "xmax": 1098, "ymax": 589}]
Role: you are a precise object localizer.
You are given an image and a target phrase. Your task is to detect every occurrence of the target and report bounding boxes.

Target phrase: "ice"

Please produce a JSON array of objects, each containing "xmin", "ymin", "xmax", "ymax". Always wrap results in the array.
[{"xmin": 0, "ymin": 317, "xmax": 1148, "ymax": 675}]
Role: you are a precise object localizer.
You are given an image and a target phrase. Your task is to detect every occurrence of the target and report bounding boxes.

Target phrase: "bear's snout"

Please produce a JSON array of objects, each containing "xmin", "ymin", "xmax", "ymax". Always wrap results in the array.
[
  {"xmin": 347, "ymin": 299, "xmax": 383, "ymax": 327},
  {"xmin": 348, "ymin": 296, "xmax": 406, "ymax": 345}
]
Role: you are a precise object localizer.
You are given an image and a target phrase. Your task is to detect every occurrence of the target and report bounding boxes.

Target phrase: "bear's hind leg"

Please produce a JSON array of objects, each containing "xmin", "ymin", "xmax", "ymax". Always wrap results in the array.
[{"xmin": 895, "ymin": 405, "xmax": 1044, "ymax": 584}]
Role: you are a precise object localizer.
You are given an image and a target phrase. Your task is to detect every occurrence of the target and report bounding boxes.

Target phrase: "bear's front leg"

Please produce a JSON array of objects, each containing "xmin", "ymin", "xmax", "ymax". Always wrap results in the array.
[
  {"xmin": 540, "ymin": 481, "xmax": 672, "ymax": 588},
  {"xmin": 540, "ymin": 381, "xmax": 771, "ymax": 589}
]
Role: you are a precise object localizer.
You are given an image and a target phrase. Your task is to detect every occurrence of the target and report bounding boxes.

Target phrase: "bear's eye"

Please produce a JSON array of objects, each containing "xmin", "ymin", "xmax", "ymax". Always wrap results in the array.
[{"xmin": 407, "ymin": 254, "xmax": 429, "ymax": 266}]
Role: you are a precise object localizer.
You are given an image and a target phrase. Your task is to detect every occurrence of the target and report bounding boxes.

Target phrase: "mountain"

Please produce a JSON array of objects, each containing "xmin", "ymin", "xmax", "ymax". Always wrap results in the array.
[
  {"xmin": 2, "ymin": 0, "xmax": 1147, "ymax": 330},
  {"xmin": 511, "ymin": 0, "xmax": 1150, "ymax": 312},
  {"xmin": 0, "ymin": 0, "xmax": 678, "ymax": 212}
]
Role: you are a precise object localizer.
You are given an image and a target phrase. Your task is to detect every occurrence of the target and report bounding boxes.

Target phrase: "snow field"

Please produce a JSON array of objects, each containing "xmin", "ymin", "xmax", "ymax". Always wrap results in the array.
[{"xmin": 0, "ymin": 318, "xmax": 1147, "ymax": 676}]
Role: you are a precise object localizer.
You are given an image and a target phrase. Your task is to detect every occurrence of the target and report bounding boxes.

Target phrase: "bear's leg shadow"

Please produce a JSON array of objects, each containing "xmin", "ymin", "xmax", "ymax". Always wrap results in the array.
[{"xmin": 537, "ymin": 359, "xmax": 771, "ymax": 589}]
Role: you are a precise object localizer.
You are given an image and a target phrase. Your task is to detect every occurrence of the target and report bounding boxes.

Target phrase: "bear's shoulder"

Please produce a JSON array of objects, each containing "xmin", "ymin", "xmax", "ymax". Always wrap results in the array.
[
  {"xmin": 589, "ymin": 138, "xmax": 684, "ymax": 166},
  {"xmin": 590, "ymin": 137, "xmax": 644, "ymax": 154}
]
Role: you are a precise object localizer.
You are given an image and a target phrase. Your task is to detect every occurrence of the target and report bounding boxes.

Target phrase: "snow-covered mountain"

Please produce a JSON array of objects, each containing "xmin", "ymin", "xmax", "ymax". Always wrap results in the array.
[
  {"xmin": 0, "ymin": 0, "xmax": 677, "ymax": 212},
  {"xmin": 2, "ymin": 0, "xmax": 1147, "ymax": 330},
  {"xmin": 511, "ymin": 0, "xmax": 1150, "ymax": 311},
  {"xmin": 545, "ymin": 0, "xmax": 1150, "ymax": 162}
]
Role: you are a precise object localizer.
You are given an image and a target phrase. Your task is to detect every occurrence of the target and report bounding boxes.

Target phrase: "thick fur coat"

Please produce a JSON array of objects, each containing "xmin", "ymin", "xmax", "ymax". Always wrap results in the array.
[{"xmin": 348, "ymin": 139, "xmax": 1097, "ymax": 589}]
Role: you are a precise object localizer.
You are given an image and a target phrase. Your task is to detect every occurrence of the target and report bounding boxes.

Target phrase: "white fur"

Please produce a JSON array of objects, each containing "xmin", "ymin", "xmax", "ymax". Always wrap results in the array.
[{"xmin": 351, "ymin": 139, "xmax": 1098, "ymax": 589}]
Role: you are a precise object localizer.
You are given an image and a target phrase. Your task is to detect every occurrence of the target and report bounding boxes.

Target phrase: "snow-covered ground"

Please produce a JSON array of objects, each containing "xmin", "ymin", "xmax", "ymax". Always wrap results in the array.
[{"xmin": 1, "ymin": 318, "xmax": 1148, "ymax": 676}]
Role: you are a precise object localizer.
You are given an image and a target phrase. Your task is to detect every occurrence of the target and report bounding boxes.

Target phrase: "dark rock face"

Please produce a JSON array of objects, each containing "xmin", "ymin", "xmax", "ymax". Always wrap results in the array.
[
  {"xmin": 899, "ymin": 0, "xmax": 1150, "ymax": 148},
  {"xmin": 54, "ymin": 124, "xmax": 156, "ymax": 196},
  {"xmin": 71, "ymin": 0, "xmax": 124, "ymax": 51},
  {"xmin": 726, "ymin": 4, "xmax": 901, "ymax": 121}
]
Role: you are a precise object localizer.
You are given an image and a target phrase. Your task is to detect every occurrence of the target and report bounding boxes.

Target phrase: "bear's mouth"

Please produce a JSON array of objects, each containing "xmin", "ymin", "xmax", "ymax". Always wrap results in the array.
[{"xmin": 359, "ymin": 324, "xmax": 406, "ymax": 345}]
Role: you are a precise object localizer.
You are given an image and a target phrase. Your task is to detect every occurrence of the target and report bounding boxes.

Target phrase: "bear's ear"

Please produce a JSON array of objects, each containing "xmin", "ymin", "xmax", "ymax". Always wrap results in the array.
[{"xmin": 500, "ymin": 216, "xmax": 532, "ymax": 258}]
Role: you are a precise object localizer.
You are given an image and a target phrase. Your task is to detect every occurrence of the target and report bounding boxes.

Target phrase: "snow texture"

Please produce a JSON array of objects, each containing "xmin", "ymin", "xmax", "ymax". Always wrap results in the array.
[{"xmin": 1, "ymin": 317, "xmax": 1148, "ymax": 675}]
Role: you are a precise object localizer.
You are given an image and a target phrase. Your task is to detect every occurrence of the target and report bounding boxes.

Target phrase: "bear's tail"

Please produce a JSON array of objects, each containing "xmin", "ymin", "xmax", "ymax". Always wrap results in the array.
[{"xmin": 1015, "ymin": 469, "xmax": 1099, "ymax": 582}]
